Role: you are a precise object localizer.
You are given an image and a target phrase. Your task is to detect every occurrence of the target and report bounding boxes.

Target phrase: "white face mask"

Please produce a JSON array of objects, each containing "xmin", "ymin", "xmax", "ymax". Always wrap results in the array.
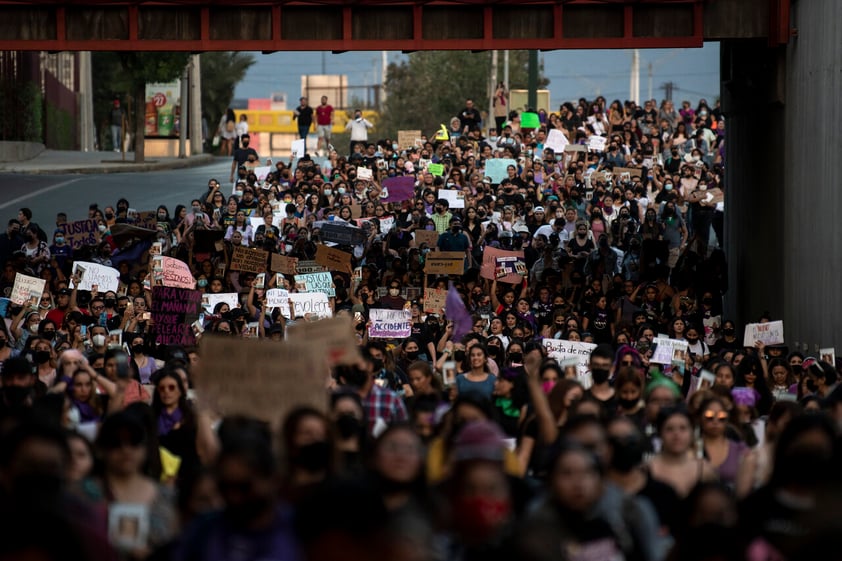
[
  {"xmin": 92, "ymin": 334, "xmax": 106, "ymax": 347},
  {"xmin": 29, "ymin": 325, "xmax": 39, "ymax": 334},
  {"xmin": 389, "ymin": 289, "xmax": 400, "ymax": 297}
]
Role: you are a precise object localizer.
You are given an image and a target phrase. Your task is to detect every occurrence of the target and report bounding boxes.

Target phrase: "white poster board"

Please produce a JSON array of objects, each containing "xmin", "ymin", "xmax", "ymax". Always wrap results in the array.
[
  {"xmin": 71, "ymin": 262, "xmax": 120, "ymax": 293},
  {"xmin": 651, "ymin": 337, "xmax": 689, "ymax": 365},
  {"xmin": 743, "ymin": 321, "xmax": 785, "ymax": 347}
]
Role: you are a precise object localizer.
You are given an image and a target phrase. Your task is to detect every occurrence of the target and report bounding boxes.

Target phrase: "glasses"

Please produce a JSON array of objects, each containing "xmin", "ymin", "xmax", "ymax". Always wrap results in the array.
[
  {"xmin": 91, "ymin": 305, "xmax": 104, "ymax": 311},
  {"xmin": 158, "ymin": 384, "xmax": 178, "ymax": 392},
  {"xmin": 703, "ymin": 410, "xmax": 728, "ymax": 422}
]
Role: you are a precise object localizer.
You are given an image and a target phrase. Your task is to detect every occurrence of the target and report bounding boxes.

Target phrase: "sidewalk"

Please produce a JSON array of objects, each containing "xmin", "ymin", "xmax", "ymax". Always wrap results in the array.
[{"xmin": 0, "ymin": 149, "xmax": 216, "ymax": 174}]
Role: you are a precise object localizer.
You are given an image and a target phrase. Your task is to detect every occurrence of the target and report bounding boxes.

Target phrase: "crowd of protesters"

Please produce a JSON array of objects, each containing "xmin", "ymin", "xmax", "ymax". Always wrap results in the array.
[{"xmin": 1, "ymin": 94, "xmax": 841, "ymax": 561}]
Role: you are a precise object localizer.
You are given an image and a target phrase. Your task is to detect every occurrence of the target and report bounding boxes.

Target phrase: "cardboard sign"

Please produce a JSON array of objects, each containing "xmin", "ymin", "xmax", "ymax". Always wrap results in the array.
[
  {"xmin": 588, "ymin": 135, "xmax": 607, "ymax": 152},
  {"xmin": 356, "ymin": 166, "xmax": 373, "ymax": 181},
  {"xmin": 294, "ymin": 272, "xmax": 335, "ymax": 297},
  {"xmin": 320, "ymin": 223, "xmax": 368, "ymax": 246},
  {"xmin": 270, "ymin": 254, "xmax": 298, "ymax": 275},
  {"xmin": 71, "ymin": 262, "xmax": 120, "ymax": 293},
  {"xmin": 315, "ymin": 244, "xmax": 352, "ymax": 273},
  {"xmin": 544, "ymin": 129, "xmax": 569, "ymax": 153},
  {"xmin": 151, "ymin": 286, "xmax": 202, "ymax": 347},
  {"xmin": 427, "ymin": 163, "xmax": 444, "ymax": 177},
  {"xmin": 381, "ymin": 176, "xmax": 416, "ymax": 203},
  {"xmin": 60, "ymin": 219, "xmax": 98, "ymax": 250},
  {"xmin": 10, "ymin": 273, "xmax": 46, "ymax": 306},
  {"xmin": 414, "ymin": 229, "xmax": 439, "ymax": 248},
  {"xmin": 286, "ymin": 316, "xmax": 359, "ymax": 365},
  {"xmin": 134, "ymin": 211, "xmax": 158, "ymax": 230},
  {"xmin": 397, "ymin": 129, "xmax": 422, "ymax": 151},
  {"xmin": 651, "ymin": 337, "xmax": 689, "ymax": 365},
  {"xmin": 296, "ymin": 260, "xmax": 328, "ymax": 274},
  {"xmin": 494, "ymin": 255, "xmax": 526, "ymax": 279},
  {"xmin": 288, "ymin": 292, "xmax": 332, "ymax": 319},
  {"xmin": 424, "ymin": 251, "xmax": 465, "ymax": 275},
  {"xmin": 423, "ymin": 288, "xmax": 447, "ymax": 314},
  {"xmin": 439, "ymin": 189, "xmax": 465, "ymax": 209},
  {"xmin": 542, "ymin": 339, "xmax": 597, "ymax": 385},
  {"xmin": 480, "ymin": 247, "xmax": 525, "ymax": 284},
  {"xmin": 610, "ymin": 167, "xmax": 643, "ymax": 182},
  {"xmin": 743, "ymin": 321, "xmax": 785, "ymax": 347},
  {"xmin": 368, "ymin": 308, "xmax": 412, "ymax": 338},
  {"xmin": 196, "ymin": 336, "xmax": 327, "ymax": 430},
  {"xmin": 202, "ymin": 292, "xmax": 240, "ymax": 313},
  {"xmin": 161, "ymin": 256, "xmax": 195, "ymax": 289},
  {"xmin": 230, "ymin": 246, "xmax": 268, "ymax": 274},
  {"xmin": 484, "ymin": 158, "xmax": 517, "ymax": 184},
  {"xmin": 265, "ymin": 288, "xmax": 289, "ymax": 310}
]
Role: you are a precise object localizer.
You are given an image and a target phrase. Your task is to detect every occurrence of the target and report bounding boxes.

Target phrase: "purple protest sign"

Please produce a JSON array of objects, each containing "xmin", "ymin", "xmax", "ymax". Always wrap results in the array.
[{"xmin": 381, "ymin": 176, "xmax": 416, "ymax": 202}]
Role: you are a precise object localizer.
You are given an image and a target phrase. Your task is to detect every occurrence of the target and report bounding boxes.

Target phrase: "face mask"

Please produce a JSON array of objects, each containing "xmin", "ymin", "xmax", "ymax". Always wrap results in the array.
[
  {"xmin": 577, "ymin": 232, "xmax": 587, "ymax": 238},
  {"xmin": 55, "ymin": 236, "xmax": 65, "ymax": 244},
  {"xmin": 197, "ymin": 278, "xmax": 208, "ymax": 288},
  {"xmin": 335, "ymin": 414, "xmax": 363, "ymax": 440},
  {"xmin": 451, "ymin": 226, "xmax": 462, "ymax": 233},
  {"xmin": 405, "ymin": 350, "xmax": 420, "ymax": 361},
  {"xmin": 664, "ymin": 183, "xmax": 673, "ymax": 191},
  {"xmin": 104, "ymin": 298, "xmax": 116, "ymax": 308},
  {"xmin": 92, "ymin": 334, "xmax": 106, "ymax": 347},
  {"xmin": 686, "ymin": 337, "xmax": 699, "ymax": 345},
  {"xmin": 702, "ymin": 297, "xmax": 713, "ymax": 305},
  {"xmin": 508, "ymin": 352, "xmax": 523, "ymax": 363},
  {"xmin": 292, "ymin": 441, "xmax": 331, "ymax": 473},
  {"xmin": 542, "ymin": 380, "xmax": 556, "ymax": 395},
  {"xmin": 372, "ymin": 358, "xmax": 384, "ymax": 372},
  {"xmin": 453, "ymin": 496, "xmax": 512, "ymax": 538},
  {"xmin": 617, "ymin": 397, "xmax": 639, "ymax": 411},
  {"xmin": 425, "ymin": 224, "xmax": 435, "ymax": 231},
  {"xmin": 34, "ymin": 350, "xmax": 51, "ymax": 364},
  {"xmin": 98, "ymin": 224, "xmax": 107, "ymax": 233},
  {"xmin": 324, "ymin": 189, "xmax": 332, "ymax": 196},
  {"xmin": 29, "ymin": 325, "xmax": 39, "ymax": 335},
  {"xmin": 337, "ymin": 187, "xmax": 346, "ymax": 194},
  {"xmin": 131, "ymin": 344, "xmax": 145, "ymax": 355},
  {"xmin": 454, "ymin": 350, "xmax": 466, "ymax": 362},
  {"xmin": 192, "ymin": 207, "xmax": 201, "ymax": 213},
  {"xmin": 477, "ymin": 211, "xmax": 487, "ymax": 219},
  {"xmin": 389, "ymin": 289, "xmax": 399, "ymax": 297},
  {"xmin": 723, "ymin": 327, "xmax": 735, "ymax": 336},
  {"xmin": 158, "ymin": 213, "xmax": 167, "ymax": 220},
  {"xmin": 609, "ymin": 434, "xmax": 644, "ymax": 472},
  {"xmin": 591, "ymin": 368, "xmax": 610, "ymax": 385},
  {"xmin": 105, "ymin": 212, "xmax": 114, "ymax": 220}
]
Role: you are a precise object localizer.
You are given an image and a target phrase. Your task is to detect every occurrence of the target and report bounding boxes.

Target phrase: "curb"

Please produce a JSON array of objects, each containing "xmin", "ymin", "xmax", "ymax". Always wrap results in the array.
[{"xmin": 0, "ymin": 154, "xmax": 217, "ymax": 175}]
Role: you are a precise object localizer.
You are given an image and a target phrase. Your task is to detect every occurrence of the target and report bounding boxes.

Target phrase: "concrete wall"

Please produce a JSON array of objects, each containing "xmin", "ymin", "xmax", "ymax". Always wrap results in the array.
[
  {"xmin": 0, "ymin": 141, "xmax": 45, "ymax": 162},
  {"xmin": 783, "ymin": 0, "xmax": 842, "ymax": 353}
]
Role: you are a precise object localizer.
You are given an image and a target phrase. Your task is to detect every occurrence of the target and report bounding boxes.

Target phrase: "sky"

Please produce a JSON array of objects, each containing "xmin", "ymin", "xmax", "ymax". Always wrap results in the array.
[{"xmin": 234, "ymin": 42, "xmax": 720, "ymax": 111}]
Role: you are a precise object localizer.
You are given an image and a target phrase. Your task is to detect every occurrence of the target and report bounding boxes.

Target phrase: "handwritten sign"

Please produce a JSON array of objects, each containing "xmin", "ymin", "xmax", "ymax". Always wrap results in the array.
[
  {"xmin": 356, "ymin": 166, "xmax": 373, "ymax": 182},
  {"xmin": 265, "ymin": 288, "xmax": 289, "ymax": 311},
  {"xmin": 10, "ymin": 273, "xmax": 46, "ymax": 305},
  {"xmin": 484, "ymin": 158, "xmax": 517, "ymax": 184},
  {"xmin": 481, "ymin": 247, "xmax": 525, "ymax": 284},
  {"xmin": 151, "ymin": 286, "xmax": 202, "ymax": 347},
  {"xmin": 253, "ymin": 165, "xmax": 272, "ymax": 182},
  {"xmin": 651, "ymin": 337, "xmax": 689, "ymax": 365},
  {"xmin": 438, "ymin": 189, "xmax": 465, "ymax": 209},
  {"xmin": 315, "ymin": 245, "xmax": 352, "ymax": 273},
  {"xmin": 368, "ymin": 308, "xmax": 411, "ymax": 338},
  {"xmin": 230, "ymin": 246, "xmax": 268, "ymax": 274},
  {"xmin": 286, "ymin": 316, "xmax": 359, "ymax": 365},
  {"xmin": 270, "ymin": 254, "xmax": 298, "ymax": 275},
  {"xmin": 291, "ymin": 139, "xmax": 305, "ymax": 157},
  {"xmin": 161, "ymin": 256, "xmax": 195, "ymax": 289},
  {"xmin": 542, "ymin": 339, "xmax": 597, "ymax": 385},
  {"xmin": 381, "ymin": 176, "xmax": 416, "ymax": 203},
  {"xmin": 295, "ymin": 272, "xmax": 334, "ymax": 297},
  {"xmin": 135, "ymin": 211, "xmax": 158, "ymax": 230},
  {"xmin": 201, "ymin": 292, "xmax": 239, "ymax": 313},
  {"xmin": 424, "ymin": 251, "xmax": 465, "ymax": 275},
  {"xmin": 60, "ymin": 219, "xmax": 98, "ymax": 250},
  {"xmin": 743, "ymin": 321, "xmax": 785, "ymax": 347},
  {"xmin": 414, "ymin": 229, "xmax": 438, "ymax": 248},
  {"xmin": 289, "ymin": 292, "xmax": 332, "ymax": 319},
  {"xmin": 427, "ymin": 163, "xmax": 444, "ymax": 177},
  {"xmin": 588, "ymin": 135, "xmax": 607, "ymax": 152},
  {"xmin": 71, "ymin": 262, "xmax": 120, "ymax": 293},
  {"xmin": 423, "ymin": 288, "xmax": 447, "ymax": 314},
  {"xmin": 397, "ymin": 130, "xmax": 422, "ymax": 151},
  {"xmin": 320, "ymin": 223, "xmax": 368, "ymax": 246},
  {"xmin": 196, "ymin": 336, "xmax": 327, "ymax": 431},
  {"xmin": 545, "ymin": 129, "xmax": 569, "ymax": 153}
]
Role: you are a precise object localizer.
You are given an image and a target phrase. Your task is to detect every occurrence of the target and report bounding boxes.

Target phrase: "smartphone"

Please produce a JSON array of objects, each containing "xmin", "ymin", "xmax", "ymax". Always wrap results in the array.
[
  {"xmin": 113, "ymin": 351, "xmax": 130, "ymax": 379},
  {"xmin": 443, "ymin": 361, "xmax": 457, "ymax": 387},
  {"xmin": 80, "ymin": 325, "xmax": 87, "ymax": 337},
  {"xmin": 140, "ymin": 312, "xmax": 151, "ymax": 321},
  {"xmin": 354, "ymin": 311, "xmax": 363, "ymax": 323}
]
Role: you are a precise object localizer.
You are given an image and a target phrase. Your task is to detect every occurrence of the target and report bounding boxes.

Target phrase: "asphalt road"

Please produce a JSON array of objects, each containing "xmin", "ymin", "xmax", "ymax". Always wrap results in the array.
[{"xmin": 0, "ymin": 158, "xmax": 233, "ymax": 227}]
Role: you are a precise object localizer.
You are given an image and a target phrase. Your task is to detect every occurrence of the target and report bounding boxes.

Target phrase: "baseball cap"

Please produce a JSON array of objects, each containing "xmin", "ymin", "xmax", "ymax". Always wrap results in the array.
[
  {"xmin": 533, "ymin": 206, "xmax": 545, "ymax": 213},
  {"xmin": 451, "ymin": 420, "xmax": 506, "ymax": 463}
]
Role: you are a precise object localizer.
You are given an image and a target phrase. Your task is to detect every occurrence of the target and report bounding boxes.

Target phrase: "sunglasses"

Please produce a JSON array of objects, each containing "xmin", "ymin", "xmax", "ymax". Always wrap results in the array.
[
  {"xmin": 158, "ymin": 384, "xmax": 179, "ymax": 392},
  {"xmin": 703, "ymin": 410, "xmax": 728, "ymax": 422}
]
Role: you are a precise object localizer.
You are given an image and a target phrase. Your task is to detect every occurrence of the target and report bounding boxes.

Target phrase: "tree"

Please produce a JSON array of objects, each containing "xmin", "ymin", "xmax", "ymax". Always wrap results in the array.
[
  {"xmin": 378, "ymin": 50, "xmax": 548, "ymax": 138},
  {"xmin": 200, "ymin": 52, "xmax": 256, "ymax": 139}
]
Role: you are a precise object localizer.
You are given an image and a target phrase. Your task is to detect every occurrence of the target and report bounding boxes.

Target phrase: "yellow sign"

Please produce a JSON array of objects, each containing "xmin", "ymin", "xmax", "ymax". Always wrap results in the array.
[{"xmin": 234, "ymin": 109, "xmax": 378, "ymax": 135}]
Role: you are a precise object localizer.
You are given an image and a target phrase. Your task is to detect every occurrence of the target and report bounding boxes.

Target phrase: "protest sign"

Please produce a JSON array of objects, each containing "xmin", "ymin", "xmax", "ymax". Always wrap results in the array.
[
  {"xmin": 427, "ymin": 163, "xmax": 444, "ymax": 177},
  {"xmin": 109, "ymin": 223, "xmax": 157, "ymax": 247},
  {"xmin": 196, "ymin": 336, "xmax": 327, "ymax": 430},
  {"xmin": 296, "ymin": 260, "xmax": 328, "ymax": 274},
  {"xmin": 11, "ymin": 273, "xmax": 46, "ymax": 305},
  {"xmin": 397, "ymin": 130, "xmax": 422, "ymax": 150},
  {"xmin": 423, "ymin": 288, "xmax": 447, "ymax": 314},
  {"xmin": 135, "ymin": 211, "xmax": 158, "ymax": 230},
  {"xmin": 439, "ymin": 189, "xmax": 465, "ymax": 209},
  {"xmin": 588, "ymin": 135, "xmax": 607, "ymax": 152},
  {"xmin": 71, "ymin": 262, "xmax": 120, "ymax": 293},
  {"xmin": 520, "ymin": 111, "xmax": 540, "ymax": 129},
  {"xmin": 253, "ymin": 166, "xmax": 272, "ymax": 181},
  {"xmin": 201, "ymin": 292, "xmax": 240, "ymax": 313},
  {"xmin": 381, "ymin": 175, "xmax": 416, "ymax": 203},
  {"xmin": 230, "ymin": 246, "xmax": 268, "ymax": 274},
  {"xmin": 377, "ymin": 215, "xmax": 395, "ymax": 234},
  {"xmin": 356, "ymin": 166, "xmax": 373, "ymax": 181},
  {"xmin": 160, "ymin": 256, "xmax": 195, "ymax": 289},
  {"xmin": 743, "ymin": 321, "xmax": 785, "ymax": 347},
  {"xmin": 544, "ymin": 129, "xmax": 569, "ymax": 153},
  {"xmin": 270, "ymin": 254, "xmax": 298, "ymax": 275},
  {"xmin": 424, "ymin": 251, "xmax": 465, "ymax": 275},
  {"xmin": 289, "ymin": 292, "xmax": 332, "ymax": 319},
  {"xmin": 542, "ymin": 339, "xmax": 597, "ymax": 384},
  {"xmin": 368, "ymin": 308, "xmax": 411, "ymax": 338},
  {"xmin": 286, "ymin": 316, "xmax": 359, "ymax": 365},
  {"xmin": 265, "ymin": 288, "xmax": 289, "ymax": 310},
  {"xmin": 315, "ymin": 244, "xmax": 352, "ymax": 273},
  {"xmin": 60, "ymin": 219, "xmax": 98, "ymax": 250},
  {"xmin": 610, "ymin": 167, "xmax": 643, "ymax": 182},
  {"xmin": 291, "ymin": 139, "xmax": 305, "ymax": 157},
  {"xmin": 494, "ymin": 255, "xmax": 521, "ymax": 279},
  {"xmin": 651, "ymin": 337, "xmax": 689, "ymax": 365},
  {"xmin": 820, "ymin": 347, "xmax": 836, "ymax": 366},
  {"xmin": 151, "ymin": 286, "xmax": 202, "ymax": 347},
  {"xmin": 414, "ymin": 229, "xmax": 438, "ymax": 248},
  {"xmin": 484, "ymin": 158, "xmax": 517, "ymax": 184},
  {"xmin": 320, "ymin": 222, "xmax": 368, "ymax": 246},
  {"xmin": 481, "ymin": 247, "xmax": 525, "ymax": 284},
  {"xmin": 295, "ymin": 272, "xmax": 335, "ymax": 297}
]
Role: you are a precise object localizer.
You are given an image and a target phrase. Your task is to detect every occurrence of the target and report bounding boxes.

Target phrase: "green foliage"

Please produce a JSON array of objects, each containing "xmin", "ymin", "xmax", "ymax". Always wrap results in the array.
[
  {"xmin": 46, "ymin": 103, "xmax": 73, "ymax": 150},
  {"xmin": 20, "ymin": 82, "xmax": 43, "ymax": 143},
  {"xmin": 200, "ymin": 52, "xmax": 256, "ymax": 132},
  {"xmin": 117, "ymin": 52, "xmax": 191, "ymax": 88},
  {"xmin": 378, "ymin": 50, "xmax": 548, "ymax": 138}
]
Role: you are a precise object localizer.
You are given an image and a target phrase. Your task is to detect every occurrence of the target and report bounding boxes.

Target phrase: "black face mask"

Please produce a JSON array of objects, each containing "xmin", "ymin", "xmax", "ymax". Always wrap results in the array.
[
  {"xmin": 292, "ymin": 441, "xmax": 331, "ymax": 473},
  {"xmin": 105, "ymin": 212, "xmax": 114, "ymax": 220},
  {"xmin": 617, "ymin": 397, "xmax": 639, "ymax": 411},
  {"xmin": 338, "ymin": 364, "xmax": 369, "ymax": 388},
  {"xmin": 508, "ymin": 352, "xmax": 523, "ymax": 363},
  {"xmin": 371, "ymin": 358, "xmax": 384, "ymax": 372},
  {"xmin": 686, "ymin": 337, "xmax": 699, "ymax": 345},
  {"xmin": 591, "ymin": 368, "xmax": 610, "ymax": 385},
  {"xmin": 723, "ymin": 327, "xmax": 735, "ymax": 336},
  {"xmin": 454, "ymin": 349, "xmax": 467, "ymax": 362},
  {"xmin": 33, "ymin": 350, "xmax": 51, "ymax": 364},
  {"xmin": 335, "ymin": 414, "xmax": 363, "ymax": 440},
  {"xmin": 702, "ymin": 297, "xmax": 713, "ymax": 305},
  {"xmin": 405, "ymin": 350, "xmax": 420, "ymax": 361},
  {"xmin": 609, "ymin": 434, "xmax": 644, "ymax": 472},
  {"xmin": 131, "ymin": 344, "xmax": 145, "ymax": 355},
  {"xmin": 104, "ymin": 298, "xmax": 116, "ymax": 308}
]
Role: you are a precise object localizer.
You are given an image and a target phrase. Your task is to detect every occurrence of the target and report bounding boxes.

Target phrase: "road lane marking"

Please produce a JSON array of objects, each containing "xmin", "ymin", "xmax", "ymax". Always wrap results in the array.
[{"xmin": 0, "ymin": 178, "xmax": 84, "ymax": 210}]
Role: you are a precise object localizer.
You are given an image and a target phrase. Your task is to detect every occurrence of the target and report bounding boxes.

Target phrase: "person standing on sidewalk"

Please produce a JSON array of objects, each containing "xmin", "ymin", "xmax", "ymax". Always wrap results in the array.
[
  {"xmin": 315, "ymin": 96, "xmax": 334, "ymax": 157},
  {"xmin": 110, "ymin": 99, "xmax": 125, "ymax": 152},
  {"xmin": 292, "ymin": 97, "xmax": 314, "ymax": 155},
  {"xmin": 345, "ymin": 109, "xmax": 373, "ymax": 154}
]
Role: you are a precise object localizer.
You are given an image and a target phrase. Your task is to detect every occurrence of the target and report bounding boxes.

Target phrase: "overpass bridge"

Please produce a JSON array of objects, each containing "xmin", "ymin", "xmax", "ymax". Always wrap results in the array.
[{"xmin": 0, "ymin": 0, "xmax": 840, "ymax": 352}]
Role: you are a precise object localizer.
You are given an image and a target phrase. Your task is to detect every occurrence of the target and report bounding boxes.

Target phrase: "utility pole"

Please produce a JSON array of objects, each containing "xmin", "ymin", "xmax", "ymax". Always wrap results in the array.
[
  {"xmin": 489, "ymin": 50, "xmax": 498, "ymax": 135},
  {"xmin": 503, "ymin": 50, "xmax": 509, "ymax": 93},
  {"xmin": 660, "ymin": 81, "xmax": 676, "ymax": 101},
  {"xmin": 381, "ymin": 51, "xmax": 388, "ymax": 108},
  {"xmin": 178, "ymin": 65, "xmax": 188, "ymax": 158},
  {"xmin": 648, "ymin": 62, "xmax": 653, "ymax": 101},
  {"xmin": 189, "ymin": 54, "xmax": 203, "ymax": 157},
  {"xmin": 78, "ymin": 51, "xmax": 95, "ymax": 152},
  {"xmin": 630, "ymin": 49, "xmax": 640, "ymax": 104},
  {"xmin": 527, "ymin": 50, "xmax": 538, "ymax": 110}
]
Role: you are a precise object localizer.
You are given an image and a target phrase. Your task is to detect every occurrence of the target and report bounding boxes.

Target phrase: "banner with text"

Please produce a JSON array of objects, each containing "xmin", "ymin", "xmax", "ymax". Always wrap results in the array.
[{"xmin": 368, "ymin": 308, "xmax": 412, "ymax": 338}]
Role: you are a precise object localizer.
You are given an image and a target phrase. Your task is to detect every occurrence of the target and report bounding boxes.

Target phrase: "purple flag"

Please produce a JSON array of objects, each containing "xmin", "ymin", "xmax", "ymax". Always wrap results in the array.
[
  {"xmin": 382, "ymin": 176, "xmax": 416, "ymax": 202},
  {"xmin": 445, "ymin": 283, "xmax": 473, "ymax": 342}
]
